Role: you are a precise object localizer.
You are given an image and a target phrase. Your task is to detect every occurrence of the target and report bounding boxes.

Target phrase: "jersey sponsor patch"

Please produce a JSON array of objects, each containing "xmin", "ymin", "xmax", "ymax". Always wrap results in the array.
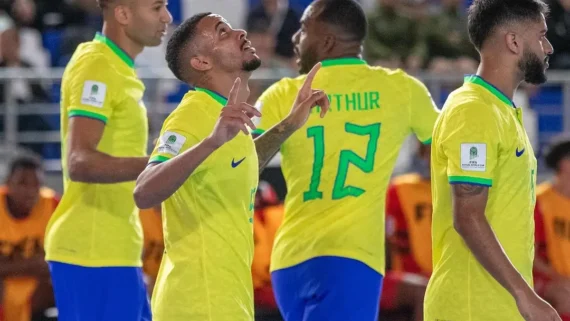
[
  {"xmin": 81, "ymin": 81, "xmax": 107, "ymax": 108},
  {"xmin": 157, "ymin": 131, "xmax": 186, "ymax": 156},
  {"xmin": 460, "ymin": 143, "xmax": 486, "ymax": 172}
]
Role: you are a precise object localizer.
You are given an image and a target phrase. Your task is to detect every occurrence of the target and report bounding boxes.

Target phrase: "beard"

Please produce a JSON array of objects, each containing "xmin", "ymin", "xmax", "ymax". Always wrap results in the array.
[
  {"xmin": 518, "ymin": 49, "xmax": 548, "ymax": 85},
  {"xmin": 299, "ymin": 45, "xmax": 319, "ymax": 75},
  {"xmin": 242, "ymin": 57, "xmax": 262, "ymax": 72}
]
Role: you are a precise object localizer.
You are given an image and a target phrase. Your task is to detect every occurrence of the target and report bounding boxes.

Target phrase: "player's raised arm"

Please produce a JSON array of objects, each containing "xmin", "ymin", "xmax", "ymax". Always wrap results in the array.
[
  {"xmin": 254, "ymin": 63, "xmax": 329, "ymax": 172},
  {"xmin": 134, "ymin": 78, "xmax": 261, "ymax": 209},
  {"xmin": 67, "ymin": 117, "xmax": 149, "ymax": 183}
]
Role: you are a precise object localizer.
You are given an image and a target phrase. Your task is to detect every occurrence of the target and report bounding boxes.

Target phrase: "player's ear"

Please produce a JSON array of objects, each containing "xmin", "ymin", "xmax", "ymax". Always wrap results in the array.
[
  {"xmin": 190, "ymin": 55, "xmax": 212, "ymax": 72},
  {"xmin": 505, "ymin": 32, "xmax": 521, "ymax": 55},
  {"xmin": 323, "ymin": 34, "xmax": 336, "ymax": 54},
  {"xmin": 114, "ymin": 4, "xmax": 129, "ymax": 26}
]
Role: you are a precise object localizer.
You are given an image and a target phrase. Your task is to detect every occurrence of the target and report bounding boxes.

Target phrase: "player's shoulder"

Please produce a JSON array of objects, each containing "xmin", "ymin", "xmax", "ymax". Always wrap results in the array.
[
  {"xmin": 261, "ymin": 76, "xmax": 304, "ymax": 98},
  {"xmin": 536, "ymin": 182, "xmax": 554, "ymax": 198},
  {"xmin": 66, "ymin": 44, "xmax": 120, "ymax": 80},
  {"xmin": 440, "ymin": 86, "xmax": 498, "ymax": 123},
  {"xmin": 165, "ymin": 89, "xmax": 218, "ymax": 128},
  {"xmin": 392, "ymin": 173, "xmax": 423, "ymax": 187}
]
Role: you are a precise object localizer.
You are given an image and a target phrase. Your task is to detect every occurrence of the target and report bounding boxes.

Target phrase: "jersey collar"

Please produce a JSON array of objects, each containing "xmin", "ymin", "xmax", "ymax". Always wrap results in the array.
[
  {"xmin": 464, "ymin": 74, "xmax": 516, "ymax": 108},
  {"xmin": 321, "ymin": 57, "xmax": 367, "ymax": 67},
  {"xmin": 94, "ymin": 32, "xmax": 135, "ymax": 68},
  {"xmin": 194, "ymin": 87, "xmax": 228, "ymax": 106}
]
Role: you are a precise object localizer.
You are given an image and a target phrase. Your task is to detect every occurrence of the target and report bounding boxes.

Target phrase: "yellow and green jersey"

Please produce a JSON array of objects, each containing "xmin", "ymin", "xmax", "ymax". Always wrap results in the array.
[
  {"xmin": 149, "ymin": 88, "xmax": 258, "ymax": 321},
  {"xmin": 254, "ymin": 57, "xmax": 440, "ymax": 275},
  {"xmin": 425, "ymin": 75, "xmax": 537, "ymax": 321},
  {"xmin": 45, "ymin": 33, "xmax": 148, "ymax": 267}
]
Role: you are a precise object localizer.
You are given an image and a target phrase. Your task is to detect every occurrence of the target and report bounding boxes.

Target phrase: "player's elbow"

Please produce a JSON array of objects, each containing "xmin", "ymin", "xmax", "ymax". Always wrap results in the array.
[
  {"xmin": 453, "ymin": 211, "xmax": 478, "ymax": 236},
  {"xmin": 133, "ymin": 181, "xmax": 155, "ymax": 209},
  {"xmin": 67, "ymin": 151, "xmax": 91, "ymax": 182}
]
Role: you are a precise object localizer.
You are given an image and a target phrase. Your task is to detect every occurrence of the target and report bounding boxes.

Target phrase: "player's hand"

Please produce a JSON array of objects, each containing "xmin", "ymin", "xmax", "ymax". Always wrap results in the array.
[
  {"xmin": 285, "ymin": 62, "xmax": 330, "ymax": 130},
  {"xmin": 206, "ymin": 78, "xmax": 261, "ymax": 148},
  {"xmin": 516, "ymin": 289, "xmax": 562, "ymax": 321}
]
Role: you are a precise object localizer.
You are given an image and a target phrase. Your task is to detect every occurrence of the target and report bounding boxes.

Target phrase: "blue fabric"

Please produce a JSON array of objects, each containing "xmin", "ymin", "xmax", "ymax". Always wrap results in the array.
[
  {"xmin": 271, "ymin": 256, "xmax": 383, "ymax": 321},
  {"xmin": 48, "ymin": 261, "xmax": 151, "ymax": 321}
]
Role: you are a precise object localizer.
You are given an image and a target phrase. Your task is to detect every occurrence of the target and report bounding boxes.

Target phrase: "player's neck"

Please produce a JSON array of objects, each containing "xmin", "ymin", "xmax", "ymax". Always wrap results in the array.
[
  {"xmin": 553, "ymin": 175, "xmax": 570, "ymax": 199},
  {"xmin": 477, "ymin": 58, "xmax": 520, "ymax": 101},
  {"xmin": 101, "ymin": 23, "xmax": 144, "ymax": 62},
  {"xmin": 200, "ymin": 71, "xmax": 252, "ymax": 103}
]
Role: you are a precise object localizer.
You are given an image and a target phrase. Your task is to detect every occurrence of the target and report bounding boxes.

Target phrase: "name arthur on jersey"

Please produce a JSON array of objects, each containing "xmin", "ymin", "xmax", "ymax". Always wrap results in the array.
[{"xmin": 311, "ymin": 91, "xmax": 380, "ymax": 113}]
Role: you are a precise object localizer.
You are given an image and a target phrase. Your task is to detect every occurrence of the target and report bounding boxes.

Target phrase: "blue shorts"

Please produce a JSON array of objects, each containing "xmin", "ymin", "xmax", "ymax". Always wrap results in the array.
[
  {"xmin": 48, "ymin": 261, "xmax": 151, "ymax": 321},
  {"xmin": 271, "ymin": 256, "xmax": 383, "ymax": 321}
]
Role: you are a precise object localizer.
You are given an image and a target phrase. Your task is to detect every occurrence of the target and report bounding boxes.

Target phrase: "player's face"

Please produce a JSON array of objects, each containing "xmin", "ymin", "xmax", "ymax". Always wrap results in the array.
[
  {"xmin": 199, "ymin": 15, "xmax": 262, "ymax": 73},
  {"xmin": 518, "ymin": 15, "xmax": 553, "ymax": 85},
  {"xmin": 292, "ymin": 4, "xmax": 323, "ymax": 74},
  {"xmin": 125, "ymin": 0, "xmax": 172, "ymax": 47},
  {"xmin": 6, "ymin": 168, "xmax": 42, "ymax": 215}
]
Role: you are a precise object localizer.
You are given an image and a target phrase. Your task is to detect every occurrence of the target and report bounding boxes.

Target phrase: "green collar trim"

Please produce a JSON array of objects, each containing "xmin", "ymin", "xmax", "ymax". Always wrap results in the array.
[
  {"xmin": 464, "ymin": 75, "xmax": 515, "ymax": 108},
  {"xmin": 94, "ymin": 33, "xmax": 135, "ymax": 68},
  {"xmin": 321, "ymin": 57, "xmax": 366, "ymax": 67},
  {"xmin": 195, "ymin": 87, "xmax": 228, "ymax": 106}
]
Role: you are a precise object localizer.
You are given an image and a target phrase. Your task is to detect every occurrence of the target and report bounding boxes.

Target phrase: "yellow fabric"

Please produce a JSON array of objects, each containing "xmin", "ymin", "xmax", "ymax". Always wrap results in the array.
[
  {"xmin": 425, "ymin": 75, "xmax": 537, "ymax": 321},
  {"xmin": 45, "ymin": 34, "xmax": 148, "ymax": 267},
  {"xmin": 255, "ymin": 58, "xmax": 439, "ymax": 275},
  {"xmin": 149, "ymin": 88, "xmax": 258, "ymax": 321}
]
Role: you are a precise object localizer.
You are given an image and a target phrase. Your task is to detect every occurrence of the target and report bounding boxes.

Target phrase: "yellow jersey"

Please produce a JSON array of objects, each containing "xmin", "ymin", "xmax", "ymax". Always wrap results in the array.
[
  {"xmin": 425, "ymin": 75, "xmax": 537, "ymax": 321},
  {"xmin": 45, "ymin": 33, "xmax": 148, "ymax": 267},
  {"xmin": 254, "ymin": 57, "xmax": 439, "ymax": 274},
  {"xmin": 149, "ymin": 88, "xmax": 258, "ymax": 321}
]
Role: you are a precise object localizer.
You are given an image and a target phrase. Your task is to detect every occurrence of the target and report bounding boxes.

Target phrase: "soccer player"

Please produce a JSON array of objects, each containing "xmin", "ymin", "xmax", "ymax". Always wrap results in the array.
[
  {"xmin": 0, "ymin": 155, "xmax": 59, "ymax": 321},
  {"xmin": 534, "ymin": 135, "xmax": 570, "ymax": 321},
  {"xmin": 43, "ymin": 1, "xmax": 172, "ymax": 320},
  {"xmin": 424, "ymin": 0, "xmax": 560, "ymax": 320},
  {"xmin": 133, "ymin": 13, "xmax": 329, "ymax": 321},
  {"xmin": 254, "ymin": 0, "xmax": 440, "ymax": 320}
]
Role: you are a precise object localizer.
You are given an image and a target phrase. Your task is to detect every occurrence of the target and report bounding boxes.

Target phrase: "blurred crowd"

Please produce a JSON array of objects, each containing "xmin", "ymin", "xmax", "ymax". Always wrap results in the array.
[{"xmin": 0, "ymin": 0, "xmax": 567, "ymax": 321}]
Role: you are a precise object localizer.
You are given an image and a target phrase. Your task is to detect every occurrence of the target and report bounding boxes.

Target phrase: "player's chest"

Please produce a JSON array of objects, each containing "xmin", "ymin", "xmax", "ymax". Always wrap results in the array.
[
  {"xmin": 501, "ymin": 110, "xmax": 536, "ymax": 172},
  {"xmin": 209, "ymin": 133, "xmax": 258, "ymax": 181}
]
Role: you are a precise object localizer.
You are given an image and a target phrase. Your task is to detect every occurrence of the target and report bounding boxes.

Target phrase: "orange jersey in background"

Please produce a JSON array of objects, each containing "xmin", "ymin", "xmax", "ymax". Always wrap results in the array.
[
  {"xmin": 252, "ymin": 204, "xmax": 284, "ymax": 308},
  {"xmin": 0, "ymin": 187, "xmax": 58, "ymax": 321},
  {"xmin": 385, "ymin": 173, "xmax": 432, "ymax": 276},
  {"xmin": 535, "ymin": 183, "xmax": 570, "ymax": 278},
  {"xmin": 139, "ymin": 208, "xmax": 164, "ymax": 281}
]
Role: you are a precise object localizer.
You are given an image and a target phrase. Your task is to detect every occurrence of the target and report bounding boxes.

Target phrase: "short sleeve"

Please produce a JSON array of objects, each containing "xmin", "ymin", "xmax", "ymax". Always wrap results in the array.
[
  {"xmin": 148, "ymin": 107, "xmax": 202, "ymax": 165},
  {"xmin": 252, "ymin": 79, "xmax": 292, "ymax": 135},
  {"xmin": 439, "ymin": 104, "xmax": 499, "ymax": 187},
  {"xmin": 407, "ymin": 75, "xmax": 440, "ymax": 144},
  {"xmin": 66, "ymin": 55, "xmax": 117, "ymax": 124}
]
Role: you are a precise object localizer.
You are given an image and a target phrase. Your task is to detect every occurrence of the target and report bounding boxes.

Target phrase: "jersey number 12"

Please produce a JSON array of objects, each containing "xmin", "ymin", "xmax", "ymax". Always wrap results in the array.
[{"xmin": 303, "ymin": 122, "xmax": 381, "ymax": 202}]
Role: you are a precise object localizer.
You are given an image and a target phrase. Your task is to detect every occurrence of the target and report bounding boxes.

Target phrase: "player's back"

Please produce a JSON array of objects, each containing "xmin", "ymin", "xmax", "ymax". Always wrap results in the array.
[
  {"xmin": 45, "ymin": 33, "xmax": 148, "ymax": 268},
  {"xmin": 255, "ymin": 58, "xmax": 439, "ymax": 275}
]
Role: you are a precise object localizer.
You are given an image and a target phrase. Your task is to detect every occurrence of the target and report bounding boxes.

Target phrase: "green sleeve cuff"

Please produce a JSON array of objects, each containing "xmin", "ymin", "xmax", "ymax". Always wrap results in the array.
[
  {"xmin": 421, "ymin": 137, "xmax": 432, "ymax": 145},
  {"xmin": 449, "ymin": 176, "xmax": 492, "ymax": 187},
  {"xmin": 252, "ymin": 128, "xmax": 266, "ymax": 135},
  {"xmin": 69, "ymin": 109, "xmax": 108, "ymax": 123},
  {"xmin": 148, "ymin": 155, "xmax": 171, "ymax": 164}
]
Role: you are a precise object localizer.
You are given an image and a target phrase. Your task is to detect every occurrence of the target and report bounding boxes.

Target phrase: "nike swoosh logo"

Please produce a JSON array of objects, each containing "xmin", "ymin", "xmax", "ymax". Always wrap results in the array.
[
  {"xmin": 231, "ymin": 157, "xmax": 246, "ymax": 168},
  {"xmin": 516, "ymin": 148, "xmax": 525, "ymax": 157}
]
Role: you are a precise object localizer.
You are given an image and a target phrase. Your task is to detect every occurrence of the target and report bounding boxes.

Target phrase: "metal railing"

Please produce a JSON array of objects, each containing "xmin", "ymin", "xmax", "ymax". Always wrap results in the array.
[{"xmin": 0, "ymin": 67, "xmax": 568, "ymax": 172}]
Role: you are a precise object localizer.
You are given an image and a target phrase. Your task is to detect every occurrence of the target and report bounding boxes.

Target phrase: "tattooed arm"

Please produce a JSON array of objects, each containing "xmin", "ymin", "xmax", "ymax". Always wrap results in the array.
[
  {"xmin": 254, "ymin": 120, "xmax": 296, "ymax": 173},
  {"xmin": 452, "ymin": 184, "xmax": 532, "ymax": 299}
]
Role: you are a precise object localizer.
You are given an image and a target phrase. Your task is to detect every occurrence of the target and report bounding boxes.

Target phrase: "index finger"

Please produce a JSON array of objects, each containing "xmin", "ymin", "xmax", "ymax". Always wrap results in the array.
[
  {"xmin": 227, "ymin": 77, "xmax": 241, "ymax": 105},
  {"xmin": 300, "ymin": 62, "xmax": 322, "ymax": 92}
]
